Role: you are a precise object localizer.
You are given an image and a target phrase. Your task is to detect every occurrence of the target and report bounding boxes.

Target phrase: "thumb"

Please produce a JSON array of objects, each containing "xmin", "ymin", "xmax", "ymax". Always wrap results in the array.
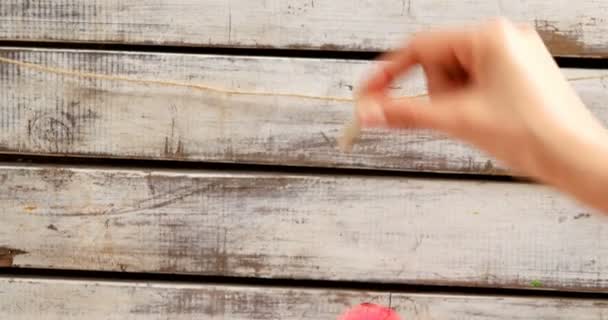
[{"xmin": 358, "ymin": 93, "xmax": 469, "ymax": 132}]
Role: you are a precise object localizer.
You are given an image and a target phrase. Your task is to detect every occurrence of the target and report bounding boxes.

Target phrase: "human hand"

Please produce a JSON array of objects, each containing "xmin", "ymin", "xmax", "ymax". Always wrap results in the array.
[{"xmin": 354, "ymin": 18, "xmax": 608, "ymax": 211}]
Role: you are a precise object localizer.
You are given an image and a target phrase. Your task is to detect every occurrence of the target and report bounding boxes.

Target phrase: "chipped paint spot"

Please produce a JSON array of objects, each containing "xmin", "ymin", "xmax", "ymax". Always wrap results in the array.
[
  {"xmin": 483, "ymin": 160, "xmax": 494, "ymax": 173},
  {"xmin": 535, "ymin": 20, "xmax": 608, "ymax": 57},
  {"xmin": 163, "ymin": 112, "xmax": 186, "ymax": 159},
  {"xmin": 573, "ymin": 213, "xmax": 591, "ymax": 220},
  {"xmin": 38, "ymin": 168, "xmax": 75, "ymax": 190},
  {"xmin": 0, "ymin": 247, "xmax": 28, "ymax": 267}
]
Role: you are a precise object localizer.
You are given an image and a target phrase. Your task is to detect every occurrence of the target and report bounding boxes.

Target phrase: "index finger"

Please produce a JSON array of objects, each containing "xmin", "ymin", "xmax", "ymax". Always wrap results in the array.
[{"xmin": 358, "ymin": 28, "xmax": 474, "ymax": 97}]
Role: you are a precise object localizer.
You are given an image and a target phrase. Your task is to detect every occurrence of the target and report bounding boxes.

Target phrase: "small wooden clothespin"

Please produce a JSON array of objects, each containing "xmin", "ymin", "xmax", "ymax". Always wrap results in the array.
[
  {"xmin": 338, "ymin": 96, "xmax": 383, "ymax": 152},
  {"xmin": 337, "ymin": 110, "xmax": 361, "ymax": 152},
  {"xmin": 337, "ymin": 93, "xmax": 369, "ymax": 152}
]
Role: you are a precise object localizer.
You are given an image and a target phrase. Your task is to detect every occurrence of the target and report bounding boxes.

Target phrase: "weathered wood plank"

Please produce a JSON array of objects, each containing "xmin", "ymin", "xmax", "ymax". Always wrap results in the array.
[
  {"xmin": 0, "ymin": 277, "xmax": 387, "ymax": 320},
  {"xmin": 0, "ymin": 0, "xmax": 607, "ymax": 57},
  {"xmin": 1, "ymin": 164, "xmax": 607, "ymax": 291},
  {"xmin": 2, "ymin": 48, "xmax": 608, "ymax": 173},
  {"xmin": 1, "ymin": 277, "xmax": 607, "ymax": 319}
]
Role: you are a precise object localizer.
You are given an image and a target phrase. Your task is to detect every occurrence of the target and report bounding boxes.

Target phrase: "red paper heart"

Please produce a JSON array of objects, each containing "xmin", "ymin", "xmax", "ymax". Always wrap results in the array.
[{"xmin": 338, "ymin": 303, "xmax": 401, "ymax": 320}]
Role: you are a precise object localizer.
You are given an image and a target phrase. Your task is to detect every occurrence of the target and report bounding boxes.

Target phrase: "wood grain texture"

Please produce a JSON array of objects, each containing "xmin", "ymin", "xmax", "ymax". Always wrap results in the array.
[
  {"xmin": 2, "ymin": 48, "xmax": 608, "ymax": 173},
  {"xmin": 1, "ymin": 164, "xmax": 607, "ymax": 291},
  {"xmin": 0, "ymin": 277, "xmax": 387, "ymax": 320},
  {"xmin": 1, "ymin": 0, "xmax": 607, "ymax": 56},
  {"xmin": 2, "ymin": 277, "xmax": 608, "ymax": 319}
]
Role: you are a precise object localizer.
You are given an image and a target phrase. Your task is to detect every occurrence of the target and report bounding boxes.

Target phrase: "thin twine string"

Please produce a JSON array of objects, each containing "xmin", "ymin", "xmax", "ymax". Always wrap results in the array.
[
  {"xmin": 0, "ymin": 55, "xmax": 604, "ymax": 101},
  {"xmin": 0, "ymin": 55, "xmax": 428, "ymax": 102},
  {"xmin": 0, "ymin": 55, "xmax": 355, "ymax": 102}
]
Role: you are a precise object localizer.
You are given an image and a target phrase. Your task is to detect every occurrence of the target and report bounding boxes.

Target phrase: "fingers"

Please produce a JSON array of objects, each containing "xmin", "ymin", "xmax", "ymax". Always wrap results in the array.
[
  {"xmin": 358, "ymin": 28, "xmax": 474, "ymax": 97},
  {"xmin": 381, "ymin": 96, "xmax": 454, "ymax": 130},
  {"xmin": 356, "ymin": 95, "xmax": 388, "ymax": 128},
  {"xmin": 357, "ymin": 91, "xmax": 475, "ymax": 133},
  {"xmin": 359, "ymin": 48, "xmax": 417, "ymax": 95}
]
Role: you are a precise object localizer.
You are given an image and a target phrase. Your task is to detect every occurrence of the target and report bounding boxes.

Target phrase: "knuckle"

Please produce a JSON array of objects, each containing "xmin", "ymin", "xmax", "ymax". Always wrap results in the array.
[
  {"xmin": 485, "ymin": 17, "xmax": 516, "ymax": 33},
  {"xmin": 478, "ymin": 18, "xmax": 521, "ymax": 54}
]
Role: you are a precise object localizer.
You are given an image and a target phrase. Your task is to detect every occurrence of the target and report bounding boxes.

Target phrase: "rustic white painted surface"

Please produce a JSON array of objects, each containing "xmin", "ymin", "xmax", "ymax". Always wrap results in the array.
[
  {"xmin": 1, "ymin": 164, "xmax": 607, "ymax": 291},
  {"xmin": 2, "ymin": 48, "xmax": 608, "ymax": 173},
  {"xmin": 0, "ymin": 277, "xmax": 387, "ymax": 320},
  {"xmin": 0, "ymin": 0, "xmax": 607, "ymax": 56},
  {"xmin": 1, "ymin": 277, "xmax": 607, "ymax": 319}
]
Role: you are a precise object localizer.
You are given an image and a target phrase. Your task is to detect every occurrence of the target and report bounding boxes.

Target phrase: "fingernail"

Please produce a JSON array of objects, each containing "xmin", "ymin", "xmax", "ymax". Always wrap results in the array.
[{"xmin": 357, "ymin": 97, "xmax": 387, "ymax": 128}]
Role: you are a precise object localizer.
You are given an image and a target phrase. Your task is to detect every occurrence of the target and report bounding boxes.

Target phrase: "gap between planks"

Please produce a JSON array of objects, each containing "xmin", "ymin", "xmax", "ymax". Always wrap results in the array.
[
  {"xmin": 1, "ymin": 270, "xmax": 607, "ymax": 300},
  {"xmin": 2, "ymin": 41, "xmax": 608, "ymax": 69}
]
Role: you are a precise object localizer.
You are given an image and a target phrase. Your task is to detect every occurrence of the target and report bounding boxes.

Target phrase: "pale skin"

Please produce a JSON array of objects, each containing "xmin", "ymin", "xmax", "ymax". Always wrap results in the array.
[{"xmin": 356, "ymin": 18, "xmax": 608, "ymax": 213}]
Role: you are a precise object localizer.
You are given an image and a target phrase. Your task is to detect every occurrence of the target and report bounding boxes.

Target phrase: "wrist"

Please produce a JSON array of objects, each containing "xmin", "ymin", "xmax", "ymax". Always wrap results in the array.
[{"xmin": 534, "ymin": 124, "xmax": 608, "ymax": 212}]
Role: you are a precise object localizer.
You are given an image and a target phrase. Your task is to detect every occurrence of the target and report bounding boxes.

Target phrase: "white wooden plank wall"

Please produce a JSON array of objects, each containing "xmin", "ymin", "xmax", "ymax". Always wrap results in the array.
[
  {"xmin": 1, "ymin": 0, "xmax": 608, "ymax": 317},
  {"xmin": 1, "ymin": 164, "xmax": 607, "ymax": 291},
  {"xmin": 1, "ymin": 48, "xmax": 607, "ymax": 173},
  {"xmin": 0, "ymin": 0, "xmax": 607, "ymax": 56}
]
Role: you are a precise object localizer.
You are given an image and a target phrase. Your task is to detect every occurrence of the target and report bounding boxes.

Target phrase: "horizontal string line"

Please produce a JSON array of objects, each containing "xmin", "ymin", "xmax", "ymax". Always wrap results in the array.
[{"xmin": 1, "ymin": 55, "xmax": 602, "ymax": 102}]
